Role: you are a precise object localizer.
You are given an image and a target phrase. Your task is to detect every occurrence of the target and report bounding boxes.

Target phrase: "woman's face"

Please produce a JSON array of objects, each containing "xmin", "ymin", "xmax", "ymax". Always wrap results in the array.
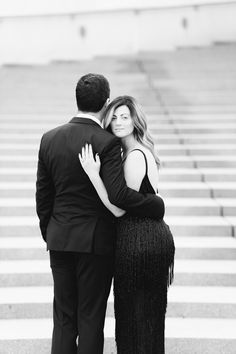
[{"xmin": 110, "ymin": 105, "xmax": 134, "ymax": 138}]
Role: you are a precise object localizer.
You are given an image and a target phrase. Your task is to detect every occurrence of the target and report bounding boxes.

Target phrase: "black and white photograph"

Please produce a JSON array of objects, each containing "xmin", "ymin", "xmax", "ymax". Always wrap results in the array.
[{"xmin": 0, "ymin": 1, "xmax": 236, "ymax": 353}]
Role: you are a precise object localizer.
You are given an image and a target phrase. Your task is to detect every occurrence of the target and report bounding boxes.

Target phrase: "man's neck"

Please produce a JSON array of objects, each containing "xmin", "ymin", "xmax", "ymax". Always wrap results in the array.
[{"xmin": 77, "ymin": 110, "xmax": 102, "ymax": 123}]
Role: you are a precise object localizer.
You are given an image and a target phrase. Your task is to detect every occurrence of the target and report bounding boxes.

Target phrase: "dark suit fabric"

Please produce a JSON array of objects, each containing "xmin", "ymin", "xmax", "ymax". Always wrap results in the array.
[
  {"xmin": 36, "ymin": 117, "xmax": 165, "ymax": 354},
  {"xmin": 49, "ymin": 250, "xmax": 113, "ymax": 354}
]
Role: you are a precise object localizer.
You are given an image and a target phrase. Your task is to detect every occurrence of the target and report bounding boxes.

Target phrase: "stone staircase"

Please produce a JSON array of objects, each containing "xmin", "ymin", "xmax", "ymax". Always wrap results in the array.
[{"xmin": 0, "ymin": 44, "xmax": 236, "ymax": 353}]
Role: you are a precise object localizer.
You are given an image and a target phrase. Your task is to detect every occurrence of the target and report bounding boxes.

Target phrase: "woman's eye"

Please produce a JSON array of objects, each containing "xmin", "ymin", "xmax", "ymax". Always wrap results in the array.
[{"xmin": 111, "ymin": 116, "xmax": 117, "ymax": 121}]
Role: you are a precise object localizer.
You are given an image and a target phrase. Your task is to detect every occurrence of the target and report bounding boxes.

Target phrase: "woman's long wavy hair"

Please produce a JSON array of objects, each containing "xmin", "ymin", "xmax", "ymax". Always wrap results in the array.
[{"xmin": 103, "ymin": 95, "xmax": 160, "ymax": 166}]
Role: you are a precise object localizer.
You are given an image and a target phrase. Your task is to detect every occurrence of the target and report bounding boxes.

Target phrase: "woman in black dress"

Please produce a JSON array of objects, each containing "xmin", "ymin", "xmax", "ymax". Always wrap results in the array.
[{"xmin": 79, "ymin": 96, "xmax": 175, "ymax": 353}]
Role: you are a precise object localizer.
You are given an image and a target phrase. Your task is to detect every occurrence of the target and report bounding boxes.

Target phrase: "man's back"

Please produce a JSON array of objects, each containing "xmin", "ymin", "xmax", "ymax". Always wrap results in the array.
[{"xmin": 37, "ymin": 117, "xmax": 117, "ymax": 254}]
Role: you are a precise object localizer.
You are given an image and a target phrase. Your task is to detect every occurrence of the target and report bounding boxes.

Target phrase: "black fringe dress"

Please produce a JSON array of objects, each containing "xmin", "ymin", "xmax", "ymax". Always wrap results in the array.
[{"xmin": 114, "ymin": 150, "xmax": 175, "ymax": 354}]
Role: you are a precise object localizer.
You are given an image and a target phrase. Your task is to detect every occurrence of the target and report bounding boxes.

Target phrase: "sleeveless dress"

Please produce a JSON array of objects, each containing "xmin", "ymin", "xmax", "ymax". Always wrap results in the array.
[{"xmin": 114, "ymin": 149, "xmax": 175, "ymax": 354}]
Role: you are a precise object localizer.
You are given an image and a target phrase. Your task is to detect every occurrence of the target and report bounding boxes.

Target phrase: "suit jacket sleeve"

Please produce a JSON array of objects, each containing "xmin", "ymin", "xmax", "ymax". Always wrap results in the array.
[
  {"xmin": 35, "ymin": 136, "xmax": 55, "ymax": 241},
  {"xmin": 100, "ymin": 138, "xmax": 165, "ymax": 220}
]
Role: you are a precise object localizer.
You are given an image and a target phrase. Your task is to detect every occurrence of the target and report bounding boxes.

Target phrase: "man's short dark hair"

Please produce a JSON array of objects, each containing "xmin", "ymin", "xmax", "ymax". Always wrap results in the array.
[{"xmin": 76, "ymin": 73, "xmax": 110, "ymax": 113}]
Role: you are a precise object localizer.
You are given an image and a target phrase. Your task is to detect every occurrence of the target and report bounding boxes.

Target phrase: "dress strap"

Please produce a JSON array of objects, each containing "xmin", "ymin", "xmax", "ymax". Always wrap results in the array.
[{"xmin": 129, "ymin": 149, "xmax": 148, "ymax": 175}]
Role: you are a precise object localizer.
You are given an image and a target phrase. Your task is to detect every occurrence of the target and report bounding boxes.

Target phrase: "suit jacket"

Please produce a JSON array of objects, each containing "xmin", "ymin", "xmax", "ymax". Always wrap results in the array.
[{"xmin": 36, "ymin": 117, "xmax": 165, "ymax": 255}]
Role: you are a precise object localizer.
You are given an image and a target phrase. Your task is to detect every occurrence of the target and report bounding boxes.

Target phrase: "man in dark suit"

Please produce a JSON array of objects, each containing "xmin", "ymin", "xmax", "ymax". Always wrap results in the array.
[{"xmin": 36, "ymin": 73, "xmax": 164, "ymax": 354}]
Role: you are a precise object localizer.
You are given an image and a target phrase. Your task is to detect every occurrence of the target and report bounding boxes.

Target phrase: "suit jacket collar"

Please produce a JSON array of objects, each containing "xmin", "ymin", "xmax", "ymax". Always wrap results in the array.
[{"xmin": 69, "ymin": 114, "xmax": 103, "ymax": 128}]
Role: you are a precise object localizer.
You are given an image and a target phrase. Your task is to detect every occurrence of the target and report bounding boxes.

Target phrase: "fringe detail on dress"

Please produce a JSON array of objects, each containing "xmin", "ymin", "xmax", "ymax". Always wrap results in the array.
[
  {"xmin": 114, "ymin": 216, "xmax": 175, "ymax": 354},
  {"xmin": 168, "ymin": 260, "xmax": 175, "ymax": 287}
]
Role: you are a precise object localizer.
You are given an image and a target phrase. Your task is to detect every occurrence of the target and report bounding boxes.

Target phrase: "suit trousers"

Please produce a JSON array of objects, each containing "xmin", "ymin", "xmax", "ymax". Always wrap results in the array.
[{"xmin": 49, "ymin": 250, "xmax": 114, "ymax": 354}]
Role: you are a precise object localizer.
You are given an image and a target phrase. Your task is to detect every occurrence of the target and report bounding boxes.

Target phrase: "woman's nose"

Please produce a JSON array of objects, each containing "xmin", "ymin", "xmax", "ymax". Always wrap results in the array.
[{"xmin": 116, "ymin": 117, "xmax": 122, "ymax": 125}]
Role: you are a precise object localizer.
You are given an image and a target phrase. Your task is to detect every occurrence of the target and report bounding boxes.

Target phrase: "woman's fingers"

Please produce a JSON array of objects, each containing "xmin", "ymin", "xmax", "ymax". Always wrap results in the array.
[
  {"xmin": 95, "ymin": 153, "xmax": 100, "ymax": 164},
  {"xmin": 79, "ymin": 144, "xmax": 98, "ymax": 164},
  {"xmin": 82, "ymin": 144, "xmax": 89, "ymax": 160},
  {"xmin": 81, "ymin": 146, "xmax": 85, "ymax": 159},
  {"xmin": 88, "ymin": 144, "xmax": 93, "ymax": 158},
  {"xmin": 78, "ymin": 153, "xmax": 83, "ymax": 164},
  {"xmin": 78, "ymin": 144, "xmax": 101, "ymax": 175},
  {"xmin": 85, "ymin": 143, "xmax": 89, "ymax": 157}
]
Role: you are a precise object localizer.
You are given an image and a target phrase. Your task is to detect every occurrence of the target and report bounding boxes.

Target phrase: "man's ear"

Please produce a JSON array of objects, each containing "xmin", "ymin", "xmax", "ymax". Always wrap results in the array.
[{"xmin": 106, "ymin": 98, "xmax": 110, "ymax": 107}]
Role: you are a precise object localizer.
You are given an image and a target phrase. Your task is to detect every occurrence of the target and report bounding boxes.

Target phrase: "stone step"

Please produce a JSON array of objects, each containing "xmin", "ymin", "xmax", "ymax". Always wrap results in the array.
[
  {"xmin": 2, "ymin": 155, "xmax": 236, "ymax": 168},
  {"xmin": 1, "ymin": 234, "xmax": 236, "ymax": 258},
  {"xmin": 0, "ymin": 317, "xmax": 236, "ymax": 341},
  {"xmin": 161, "ymin": 98, "xmax": 236, "ymax": 105},
  {"xmin": 0, "ymin": 134, "xmax": 178, "ymax": 145},
  {"xmin": 0, "ymin": 183, "xmax": 208, "ymax": 197},
  {"xmin": 0, "ymin": 169, "xmax": 37, "ymax": 182},
  {"xmin": 0, "ymin": 318, "xmax": 235, "ymax": 354},
  {"xmin": 0, "ymin": 285, "xmax": 235, "ymax": 319},
  {"xmin": 157, "ymin": 123, "xmax": 236, "ymax": 132},
  {"xmin": 2, "ymin": 125, "xmax": 236, "ymax": 135},
  {"xmin": 1, "ymin": 259, "xmax": 236, "ymax": 288},
  {"xmin": 0, "ymin": 115, "xmax": 66, "ymax": 124},
  {"xmin": 167, "ymin": 106, "xmax": 236, "ymax": 113},
  {"xmin": 1, "ymin": 245, "xmax": 236, "ymax": 261},
  {"xmin": 148, "ymin": 113, "xmax": 236, "ymax": 122},
  {"xmin": 164, "ymin": 168, "xmax": 236, "ymax": 183},
  {"xmin": 2, "ymin": 122, "xmax": 236, "ymax": 130},
  {"xmin": 0, "ymin": 215, "xmax": 234, "ymax": 237},
  {"xmin": 2, "ymin": 181, "xmax": 236, "ymax": 198},
  {"xmin": 166, "ymin": 198, "xmax": 220, "ymax": 216},
  {"xmin": 167, "ymin": 198, "xmax": 236, "ymax": 216},
  {"xmin": 1, "ymin": 116, "xmax": 236, "ymax": 128},
  {"xmin": 161, "ymin": 90, "xmax": 236, "ymax": 96},
  {"xmin": 1, "ymin": 271, "xmax": 235, "ymax": 287},
  {"xmin": 0, "ymin": 126, "xmax": 177, "ymax": 135},
  {"xmin": 160, "ymin": 146, "xmax": 236, "ymax": 157},
  {"xmin": 161, "ymin": 182, "xmax": 236, "ymax": 198},
  {"xmin": 2, "ymin": 197, "xmax": 235, "ymax": 217},
  {"xmin": 200, "ymin": 168, "xmax": 236, "ymax": 182},
  {"xmin": 1, "ymin": 236, "xmax": 235, "ymax": 260},
  {"xmin": 2, "ymin": 143, "xmax": 236, "ymax": 156},
  {"xmin": 214, "ymin": 199, "xmax": 236, "ymax": 216},
  {"xmin": 188, "ymin": 147, "xmax": 236, "ymax": 156},
  {"xmin": 175, "ymin": 236, "xmax": 236, "ymax": 259},
  {"xmin": 0, "ymin": 200, "xmax": 224, "ymax": 217},
  {"xmin": 1, "ymin": 167, "xmax": 236, "ymax": 182},
  {"xmin": 163, "ymin": 156, "xmax": 236, "ymax": 168},
  {"xmin": 7, "ymin": 121, "xmax": 234, "ymax": 130},
  {"xmin": 0, "ymin": 134, "xmax": 41, "ymax": 144},
  {"xmin": 165, "ymin": 216, "xmax": 234, "ymax": 237},
  {"xmin": 181, "ymin": 136, "xmax": 236, "ymax": 144},
  {"xmin": 1, "ymin": 113, "xmax": 236, "ymax": 124},
  {"xmin": 2, "ymin": 301, "xmax": 236, "ymax": 321},
  {"xmin": 1, "ymin": 133, "xmax": 236, "ymax": 145},
  {"xmin": 205, "ymin": 183, "xmax": 236, "ymax": 198},
  {"xmin": 1, "ymin": 338, "xmax": 235, "ymax": 354}
]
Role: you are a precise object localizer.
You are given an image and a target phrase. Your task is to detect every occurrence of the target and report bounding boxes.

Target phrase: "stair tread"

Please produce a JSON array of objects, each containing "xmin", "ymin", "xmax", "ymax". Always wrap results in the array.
[
  {"xmin": 0, "ymin": 286, "xmax": 236, "ymax": 304},
  {"xmin": 1, "ymin": 236, "xmax": 235, "ymax": 249},
  {"xmin": 2, "ymin": 181, "xmax": 236, "ymax": 189},
  {"xmin": 0, "ymin": 318, "xmax": 236, "ymax": 340},
  {"xmin": 1, "ymin": 259, "xmax": 235, "ymax": 274},
  {"xmin": 0, "ymin": 215, "xmax": 233, "ymax": 225}
]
